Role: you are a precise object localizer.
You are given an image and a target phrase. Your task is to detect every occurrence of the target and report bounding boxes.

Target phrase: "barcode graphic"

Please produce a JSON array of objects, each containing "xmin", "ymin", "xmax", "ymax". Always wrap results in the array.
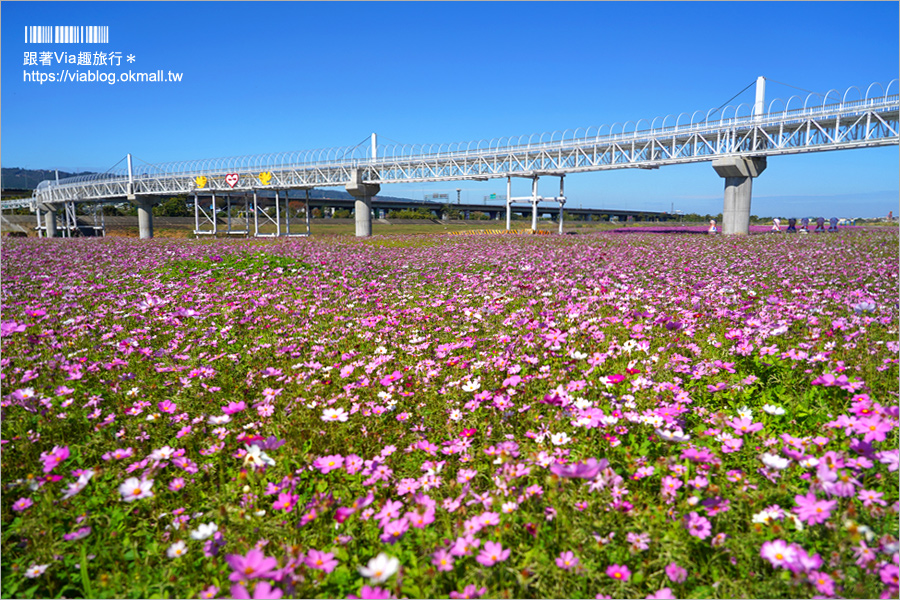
[{"xmin": 25, "ymin": 25, "xmax": 108, "ymax": 44}]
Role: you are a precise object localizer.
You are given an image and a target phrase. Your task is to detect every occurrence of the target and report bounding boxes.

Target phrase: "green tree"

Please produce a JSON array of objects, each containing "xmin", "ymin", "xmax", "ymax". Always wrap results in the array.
[{"xmin": 154, "ymin": 196, "xmax": 190, "ymax": 217}]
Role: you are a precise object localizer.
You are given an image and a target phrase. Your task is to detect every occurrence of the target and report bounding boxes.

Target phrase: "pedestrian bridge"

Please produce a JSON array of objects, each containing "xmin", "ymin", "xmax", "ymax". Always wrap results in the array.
[{"xmin": 6, "ymin": 77, "xmax": 898, "ymax": 237}]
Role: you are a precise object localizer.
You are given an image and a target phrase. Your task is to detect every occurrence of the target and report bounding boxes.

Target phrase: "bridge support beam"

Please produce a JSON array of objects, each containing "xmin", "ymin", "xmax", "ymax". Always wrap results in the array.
[
  {"xmin": 558, "ymin": 176, "xmax": 566, "ymax": 235},
  {"xmin": 346, "ymin": 170, "xmax": 380, "ymax": 237},
  {"xmin": 531, "ymin": 177, "xmax": 539, "ymax": 231},
  {"xmin": 712, "ymin": 157, "xmax": 766, "ymax": 235},
  {"xmin": 40, "ymin": 204, "xmax": 57, "ymax": 238},
  {"xmin": 134, "ymin": 198, "xmax": 155, "ymax": 239},
  {"xmin": 506, "ymin": 177, "xmax": 512, "ymax": 230}
]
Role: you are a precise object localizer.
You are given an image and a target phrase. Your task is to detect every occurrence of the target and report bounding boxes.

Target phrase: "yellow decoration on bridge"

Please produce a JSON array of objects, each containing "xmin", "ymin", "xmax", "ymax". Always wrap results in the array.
[
  {"xmin": 259, "ymin": 172, "xmax": 273, "ymax": 186},
  {"xmin": 195, "ymin": 176, "xmax": 208, "ymax": 189}
]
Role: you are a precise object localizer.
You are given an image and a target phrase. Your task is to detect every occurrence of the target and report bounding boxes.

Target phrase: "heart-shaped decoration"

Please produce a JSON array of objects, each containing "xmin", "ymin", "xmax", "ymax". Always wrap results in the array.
[
  {"xmin": 225, "ymin": 173, "xmax": 239, "ymax": 188},
  {"xmin": 259, "ymin": 172, "xmax": 273, "ymax": 186},
  {"xmin": 195, "ymin": 176, "xmax": 208, "ymax": 189}
]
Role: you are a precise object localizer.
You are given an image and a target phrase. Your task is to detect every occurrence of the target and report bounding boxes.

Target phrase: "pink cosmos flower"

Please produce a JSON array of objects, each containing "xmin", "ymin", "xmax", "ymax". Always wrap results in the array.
[
  {"xmin": 449, "ymin": 585, "xmax": 487, "ymax": 599},
  {"xmin": 225, "ymin": 548, "xmax": 278, "ymax": 581},
  {"xmin": 721, "ymin": 438, "xmax": 743, "ymax": 453},
  {"xmin": 12, "ymin": 497, "xmax": 33, "ymax": 512},
  {"xmin": 374, "ymin": 499, "xmax": 404, "ymax": 524},
  {"xmin": 760, "ymin": 539, "xmax": 797, "ymax": 568},
  {"xmin": 549, "ymin": 457, "xmax": 607, "ymax": 479},
  {"xmin": 683, "ymin": 511, "xmax": 712, "ymax": 539},
  {"xmin": 222, "ymin": 401, "xmax": 246, "ymax": 415},
  {"xmin": 41, "ymin": 445, "xmax": 70, "ymax": 474},
  {"xmin": 475, "ymin": 541, "xmax": 509, "ymax": 566},
  {"xmin": 449, "ymin": 534, "xmax": 480, "ymax": 557},
  {"xmin": 857, "ymin": 488, "xmax": 887, "ymax": 507},
  {"xmin": 792, "ymin": 491, "xmax": 837, "ymax": 525},
  {"xmin": 63, "ymin": 526, "xmax": 92, "ymax": 541},
  {"xmin": 606, "ymin": 564, "xmax": 631, "ymax": 581},
  {"xmin": 314, "ymin": 455, "xmax": 344, "ymax": 474},
  {"xmin": 808, "ymin": 570, "xmax": 835, "ymax": 596},
  {"xmin": 348, "ymin": 586, "xmax": 394, "ymax": 600},
  {"xmin": 379, "ymin": 371, "xmax": 402, "ymax": 386},
  {"xmin": 379, "ymin": 518, "xmax": 409, "ymax": 544},
  {"xmin": 272, "ymin": 492, "xmax": 296, "ymax": 512},
  {"xmin": 880, "ymin": 563, "xmax": 899, "ymax": 590},
  {"xmin": 306, "ymin": 549, "xmax": 338, "ymax": 573},
  {"xmin": 119, "ymin": 477, "xmax": 154, "ymax": 502},
  {"xmin": 555, "ymin": 551, "xmax": 579, "ymax": 570},
  {"xmin": 665, "ymin": 562, "xmax": 687, "ymax": 583},
  {"xmin": 431, "ymin": 549, "xmax": 455, "ymax": 572},
  {"xmin": 230, "ymin": 581, "xmax": 283, "ymax": 599}
]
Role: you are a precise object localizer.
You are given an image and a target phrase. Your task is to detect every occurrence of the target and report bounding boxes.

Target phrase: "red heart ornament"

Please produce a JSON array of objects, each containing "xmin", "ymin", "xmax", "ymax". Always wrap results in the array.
[{"xmin": 225, "ymin": 173, "xmax": 239, "ymax": 188}]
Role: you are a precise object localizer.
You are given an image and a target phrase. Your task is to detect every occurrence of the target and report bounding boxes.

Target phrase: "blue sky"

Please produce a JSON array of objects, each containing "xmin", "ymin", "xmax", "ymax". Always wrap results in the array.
[{"xmin": 2, "ymin": 1, "xmax": 898, "ymax": 217}]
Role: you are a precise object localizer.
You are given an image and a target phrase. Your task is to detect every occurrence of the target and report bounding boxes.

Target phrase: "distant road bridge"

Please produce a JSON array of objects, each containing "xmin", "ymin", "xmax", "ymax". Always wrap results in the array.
[{"xmin": 5, "ymin": 77, "xmax": 897, "ymax": 237}]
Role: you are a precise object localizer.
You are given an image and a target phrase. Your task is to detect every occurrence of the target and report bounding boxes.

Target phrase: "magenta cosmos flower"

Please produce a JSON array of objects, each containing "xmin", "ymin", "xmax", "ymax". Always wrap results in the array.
[
  {"xmin": 606, "ymin": 564, "xmax": 631, "ymax": 581},
  {"xmin": 348, "ymin": 586, "xmax": 394, "ymax": 600},
  {"xmin": 225, "ymin": 548, "xmax": 278, "ymax": 581},
  {"xmin": 41, "ymin": 445, "xmax": 70, "ymax": 474},
  {"xmin": 230, "ymin": 581, "xmax": 283, "ymax": 599},
  {"xmin": 549, "ymin": 458, "xmax": 608, "ymax": 479}
]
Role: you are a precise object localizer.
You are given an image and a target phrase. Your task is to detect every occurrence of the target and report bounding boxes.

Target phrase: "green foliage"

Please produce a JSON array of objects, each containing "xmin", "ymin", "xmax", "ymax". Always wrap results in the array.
[
  {"xmin": 387, "ymin": 208, "xmax": 436, "ymax": 219},
  {"xmin": 154, "ymin": 196, "xmax": 191, "ymax": 217}
]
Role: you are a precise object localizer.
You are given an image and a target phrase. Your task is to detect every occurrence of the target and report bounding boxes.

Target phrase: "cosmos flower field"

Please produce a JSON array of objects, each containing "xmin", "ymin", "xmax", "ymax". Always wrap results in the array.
[{"xmin": 1, "ymin": 228, "xmax": 898, "ymax": 599}]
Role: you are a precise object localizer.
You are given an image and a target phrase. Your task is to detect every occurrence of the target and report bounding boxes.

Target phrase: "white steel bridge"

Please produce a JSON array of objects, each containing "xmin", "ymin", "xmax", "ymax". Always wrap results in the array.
[{"xmin": 5, "ymin": 77, "xmax": 898, "ymax": 236}]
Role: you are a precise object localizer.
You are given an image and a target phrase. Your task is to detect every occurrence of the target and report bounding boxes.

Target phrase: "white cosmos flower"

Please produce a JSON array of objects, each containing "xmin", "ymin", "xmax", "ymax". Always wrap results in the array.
[
  {"xmin": 448, "ymin": 409, "xmax": 463, "ymax": 422},
  {"xmin": 762, "ymin": 404, "xmax": 785, "ymax": 416},
  {"xmin": 321, "ymin": 408, "xmax": 349, "ymax": 422},
  {"xmin": 149, "ymin": 446, "xmax": 176, "ymax": 461},
  {"xmin": 243, "ymin": 444, "xmax": 276, "ymax": 468},
  {"xmin": 24, "ymin": 564, "xmax": 49, "ymax": 578},
  {"xmin": 752, "ymin": 509, "xmax": 778, "ymax": 524},
  {"xmin": 208, "ymin": 414, "xmax": 231, "ymax": 425},
  {"xmin": 62, "ymin": 469, "xmax": 95, "ymax": 500},
  {"xmin": 573, "ymin": 398, "xmax": 592, "ymax": 410},
  {"xmin": 798, "ymin": 456, "xmax": 820, "ymax": 469},
  {"xmin": 461, "ymin": 379, "xmax": 481, "ymax": 392},
  {"xmin": 359, "ymin": 553, "xmax": 400, "ymax": 583},
  {"xmin": 656, "ymin": 428, "xmax": 691, "ymax": 443},
  {"xmin": 571, "ymin": 351, "xmax": 588, "ymax": 360},
  {"xmin": 550, "ymin": 432, "xmax": 571, "ymax": 446},
  {"xmin": 167, "ymin": 540, "xmax": 187, "ymax": 558},
  {"xmin": 761, "ymin": 453, "xmax": 790, "ymax": 470},
  {"xmin": 736, "ymin": 406, "xmax": 753, "ymax": 420},
  {"xmin": 119, "ymin": 477, "xmax": 154, "ymax": 502},
  {"xmin": 644, "ymin": 415, "xmax": 664, "ymax": 428},
  {"xmin": 190, "ymin": 522, "xmax": 218, "ymax": 540}
]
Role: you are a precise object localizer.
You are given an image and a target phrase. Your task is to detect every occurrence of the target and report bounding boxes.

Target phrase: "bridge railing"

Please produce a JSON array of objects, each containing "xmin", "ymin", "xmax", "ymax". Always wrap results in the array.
[{"xmin": 22, "ymin": 80, "xmax": 900, "ymax": 202}]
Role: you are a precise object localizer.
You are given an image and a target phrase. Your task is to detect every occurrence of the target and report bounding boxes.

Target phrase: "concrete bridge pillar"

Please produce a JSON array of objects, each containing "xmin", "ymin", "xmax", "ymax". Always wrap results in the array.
[
  {"xmin": 131, "ymin": 197, "xmax": 155, "ymax": 239},
  {"xmin": 712, "ymin": 157, "xmax": 767, "ymax": 235},
  {"xmin": 40, "ymin": 204, "xmax": 57, "ymax": 238},
  {"xmin": 346, "ymin": 169, "xmax": 380, "ymax": 237}
]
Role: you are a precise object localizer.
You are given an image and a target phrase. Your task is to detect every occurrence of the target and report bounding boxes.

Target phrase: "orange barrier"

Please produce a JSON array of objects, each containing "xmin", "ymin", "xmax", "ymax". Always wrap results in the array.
[{"xmin": 449, "ymin": 229, "xmax": 551, "ymax": 236}]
